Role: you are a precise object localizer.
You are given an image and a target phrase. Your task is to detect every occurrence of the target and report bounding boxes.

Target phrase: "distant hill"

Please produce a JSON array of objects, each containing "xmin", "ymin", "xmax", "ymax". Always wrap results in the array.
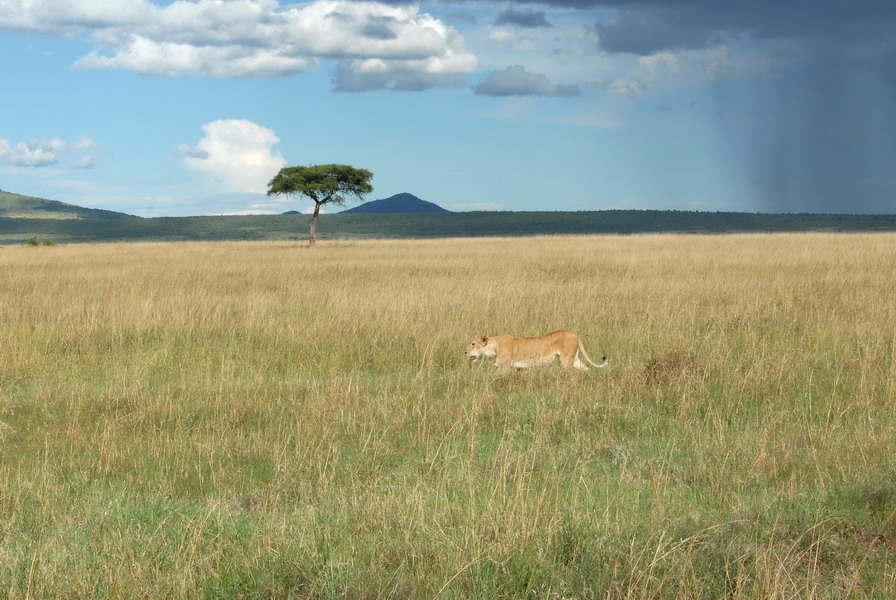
[
  {"xmin": 340, "ymin": 193, "xmax": 450, "ymax": 214},
  {"xmin": 0, "ymin": 189, "xmax": 133, "ymax": 220}
]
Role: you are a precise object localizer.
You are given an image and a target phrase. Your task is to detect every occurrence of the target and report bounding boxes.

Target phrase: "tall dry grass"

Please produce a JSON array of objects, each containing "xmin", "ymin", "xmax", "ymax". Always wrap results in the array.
[{"xmin": 0, "ymin": 234, "xmax": 894, "ymax": 598}]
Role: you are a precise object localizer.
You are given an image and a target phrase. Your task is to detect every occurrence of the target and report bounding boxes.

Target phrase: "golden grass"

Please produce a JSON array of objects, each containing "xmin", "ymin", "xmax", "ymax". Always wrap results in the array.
[{"xmin": 1, "ymin": 234, "xmax": 895, "ymax": 598}]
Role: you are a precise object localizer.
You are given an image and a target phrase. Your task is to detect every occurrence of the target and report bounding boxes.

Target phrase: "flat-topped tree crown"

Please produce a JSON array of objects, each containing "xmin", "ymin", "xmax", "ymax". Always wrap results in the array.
[{"xmin": 267, "ymin": 163, "xmax": 373, "ymax": 246}]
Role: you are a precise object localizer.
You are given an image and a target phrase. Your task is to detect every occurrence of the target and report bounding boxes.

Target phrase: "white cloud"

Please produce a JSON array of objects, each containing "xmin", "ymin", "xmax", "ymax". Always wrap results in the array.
[
  {"xmin": 0, "ymin": 0, "xmax": 151, "ymax": 34},
  {"xmin": 598, "ymin": 78, "xmax": 643, "ymax": 99},
  {"xmin": 0, "ymin": 138, "xmax": 64, "ymax": 167},
  {"xmin": 488, "ymin": 28, "xmax": 515, "ymax": 43},
  {"xmin": 0, "ymin": 135, "xmax": 98, "ymax": 168},
  {"xmin": 592, "ymin": 51, "xmax": 679, "ymax": 98},
  {"xmin": 448, "ymin": 203, "xmax": 504, "ymax": 211},
  {"xmin": 332, "ymin": 50, "xmax": 476, "ymax": 91},
  {"xmin": 552, "ymin": 110, "xmax": 629, "ymax": 130},
  {"xmin": 486, "ymin": 26, "xmax": 539, "ymax": 53},
  {"xmin": 702, "ymin": 46, "xmax": 733, "ymax": 80},
  {"xmin": 174, "ymin": 144, "xmax": 210, "ymax": 160},
  {"xmin": 69, "ymin": 155, "xmax": 97, "ymax": 169},
  {"xmin": 637, "ymin": 52, "xmax": 679, "ymax": 82},
  {"xmin": 77, "ymin": 37, "xmax": 317, "ymax": 78},
  {"xmin": 1, "ymin": 0, "xmax": 476, "ymax": 89},
  {"xmin": 473, "ymin": 65, "xmax": 581, "ymax": 97},
  {"xmin": 179, "ymin": 120, "xmax": 286, "ymax": 194}
]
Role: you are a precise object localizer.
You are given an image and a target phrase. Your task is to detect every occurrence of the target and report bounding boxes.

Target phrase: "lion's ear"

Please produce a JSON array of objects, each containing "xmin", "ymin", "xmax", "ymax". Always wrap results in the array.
[{"xmin": 481, "ymin": 336, "xmax": 488, "ymax": 343}]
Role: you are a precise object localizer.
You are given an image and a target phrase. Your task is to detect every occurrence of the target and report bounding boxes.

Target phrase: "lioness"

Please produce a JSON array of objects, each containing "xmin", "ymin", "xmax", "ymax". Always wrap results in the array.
[{"xmin": 465, "ymin": 330, "xmax": 608, "ymax": 373}]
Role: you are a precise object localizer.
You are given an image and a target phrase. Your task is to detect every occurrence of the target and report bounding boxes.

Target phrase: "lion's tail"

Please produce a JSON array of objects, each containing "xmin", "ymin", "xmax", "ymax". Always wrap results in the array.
[{"xmin": 578, "ymin": 339, "xmax": 609, "ymax": 369}]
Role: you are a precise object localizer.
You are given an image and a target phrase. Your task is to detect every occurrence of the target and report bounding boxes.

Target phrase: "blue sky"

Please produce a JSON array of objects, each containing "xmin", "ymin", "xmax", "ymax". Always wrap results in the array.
[{"xmin": 1, "ymin": 0, "xmax": 895, "ymax": 216}]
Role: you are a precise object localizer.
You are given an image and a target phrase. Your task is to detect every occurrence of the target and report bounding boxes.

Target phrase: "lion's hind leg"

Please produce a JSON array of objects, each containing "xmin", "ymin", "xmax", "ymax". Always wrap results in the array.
[{"xmin": 559, "ymin": 349, "xmax": 578, "ymax": 370}]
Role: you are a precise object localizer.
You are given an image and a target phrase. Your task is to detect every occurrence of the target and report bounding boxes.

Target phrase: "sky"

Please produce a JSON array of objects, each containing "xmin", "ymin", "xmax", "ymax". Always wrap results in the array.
[{"xmin": 1, "ymin": 0, "xmax": 895, "ymax": 217}]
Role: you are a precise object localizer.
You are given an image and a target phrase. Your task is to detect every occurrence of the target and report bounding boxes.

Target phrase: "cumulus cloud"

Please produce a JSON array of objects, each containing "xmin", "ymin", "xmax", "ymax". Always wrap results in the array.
[
  {"xmin": 702, "ymin": 46, "xmax": 733, "ymax": 80},
  {"xmin": 333, "ymin": 60, "xmax": 467, "ymax": 91},
  {"xmin": 332, "ymin": 44, "xmax": 476, "ymax": 91},
  {"xmin": 0, "ymin": 139, "xmax": 65, "ymax": 167},
  {"xmin": 488, "ymin": 28, "xmax": 516, "ymax": 44},
  {"xmin": 637, "ymin": 52, "xmax": 679, "ymax": 81},
  {"xmin": 178, "ymin": 120, "xmax": 286, "ymax": 193},
  {"xmin": 78, "ymin": 39, "xmax": 317, "ymax": 79},
  {"xmin": 590, "ymin": 51, "xmax": 678, "ymax": 99},
  {"xmin": 0, "ymin": 0, "xmax": 476, "ymax": 89},
  {"xmin": 0, "ymin": 0, "xmax": 151, "ymax": 34},
  {"xmin": 174, "ymin": 144, "xmax": 210, "ymax": 160},
  {"xmin": 473, "ymin": 65, "xmax": 581, "ymax": 97},
  {"xmin": 0, "ymin": 135, "xmax": 98, "ymax": 168}
]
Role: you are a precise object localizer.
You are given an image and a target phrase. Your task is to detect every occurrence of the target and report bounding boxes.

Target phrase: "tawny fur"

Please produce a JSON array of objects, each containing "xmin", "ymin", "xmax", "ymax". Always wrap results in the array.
[{"xmin": 465, "ymin": 330, "xmax": 608, "ymax": 374}]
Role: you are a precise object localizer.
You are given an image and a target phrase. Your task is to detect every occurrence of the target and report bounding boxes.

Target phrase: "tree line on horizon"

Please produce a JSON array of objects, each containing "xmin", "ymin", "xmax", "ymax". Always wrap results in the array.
[{"xmin": 3, "ymin": 210, "xmax": 896, "ymax": 245}]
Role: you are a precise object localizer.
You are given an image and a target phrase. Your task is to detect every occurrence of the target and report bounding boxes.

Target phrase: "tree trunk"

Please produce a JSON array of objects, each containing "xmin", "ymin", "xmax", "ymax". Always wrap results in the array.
[{"xmin": 309, "ymin": 202, "xmax": 321, "ymax": 247}]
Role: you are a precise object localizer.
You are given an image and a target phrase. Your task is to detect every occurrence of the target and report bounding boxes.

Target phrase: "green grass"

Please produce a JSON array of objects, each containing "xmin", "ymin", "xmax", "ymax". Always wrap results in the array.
[{"xmin": 1, "ymin": 235, "xmax": 895, "ymax": 598}]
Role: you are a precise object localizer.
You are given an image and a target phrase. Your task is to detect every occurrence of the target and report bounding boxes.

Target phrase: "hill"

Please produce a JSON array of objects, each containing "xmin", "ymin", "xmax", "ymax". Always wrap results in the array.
[
  {"xmin": 0, "ymin": 189, "xmax": 133, "ymax": 220},
  {"xmin": 340, "ymin": 193, "xmax": 450, "ymax": 214}
]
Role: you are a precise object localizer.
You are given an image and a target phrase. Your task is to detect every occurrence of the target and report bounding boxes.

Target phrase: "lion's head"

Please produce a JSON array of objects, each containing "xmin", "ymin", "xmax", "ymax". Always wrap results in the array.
[{"xmin": 465, "ymin": 336, "xmax": 496, "ymax": 364}]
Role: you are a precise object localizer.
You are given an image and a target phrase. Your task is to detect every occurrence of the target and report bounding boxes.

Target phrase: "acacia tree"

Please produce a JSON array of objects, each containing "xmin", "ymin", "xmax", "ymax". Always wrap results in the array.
[{"xmin": 267, "ymin": 164, "xmax": 373, "ymax": 246}]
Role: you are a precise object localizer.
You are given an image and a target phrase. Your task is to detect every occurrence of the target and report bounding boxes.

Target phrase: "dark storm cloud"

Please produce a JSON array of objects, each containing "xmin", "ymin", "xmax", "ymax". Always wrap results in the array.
[
  {"xmin": 590, "ymin": 1, "xmax": 896, "ymax": 55},
  {"xmin": 882, "ymin": 51, "xmax": 896, "ymax": 89},
  {"xmin": 744, "ymin": 50, "xmax": 896, "ymax": 214},
  {"xmin": 571, "ymin": 1, "xmax": 896, "ymax": 214},
  {"xmin": 591, "ymin": 8, "xmax": 718, "ymax": 54},
  {"xmin": 494, "ymin": 9, "xmax": 552, "ymax": 29}
]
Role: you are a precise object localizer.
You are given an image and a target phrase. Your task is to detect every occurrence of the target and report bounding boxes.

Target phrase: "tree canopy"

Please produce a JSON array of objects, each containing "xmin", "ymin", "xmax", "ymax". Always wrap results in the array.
[{"xmin": 267, "ymin": 164, "xmax": 373, "ymax": 246}]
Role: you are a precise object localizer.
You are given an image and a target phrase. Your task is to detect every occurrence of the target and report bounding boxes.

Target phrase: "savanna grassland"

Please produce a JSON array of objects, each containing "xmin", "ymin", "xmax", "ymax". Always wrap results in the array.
[{"xmin": 1, "ymin": 234, "xmax": 894, "ymax": 599}]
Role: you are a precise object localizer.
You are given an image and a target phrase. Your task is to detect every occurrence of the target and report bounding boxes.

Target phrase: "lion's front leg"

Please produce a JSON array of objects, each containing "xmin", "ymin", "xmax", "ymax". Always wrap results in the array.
[{"xmin": 494, "ymin": 356, "xmax": 513, "ymax": 374}]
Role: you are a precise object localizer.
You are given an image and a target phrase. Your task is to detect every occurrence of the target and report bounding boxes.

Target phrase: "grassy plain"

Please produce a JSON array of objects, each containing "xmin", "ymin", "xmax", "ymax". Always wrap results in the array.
[{"xmin": 1, "ymin": 234, "xmax": 895, "ymax": 598}]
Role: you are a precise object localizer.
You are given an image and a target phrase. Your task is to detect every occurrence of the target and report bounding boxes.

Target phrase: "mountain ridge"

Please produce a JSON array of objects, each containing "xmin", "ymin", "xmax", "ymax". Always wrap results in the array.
[
  {"xmin": 340, "ymin": 193, "xmax": 449, "ymax": 214},
  {"xmin": 0, "ymin": 189, "xmax": 134, "ymax": 220}
]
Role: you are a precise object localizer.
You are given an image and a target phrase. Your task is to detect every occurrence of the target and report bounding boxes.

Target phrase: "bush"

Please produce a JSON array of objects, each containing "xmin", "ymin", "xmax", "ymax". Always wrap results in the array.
[{"xmin": 26, "ymin": 236, "xmax": 55, "ymax": 246}]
